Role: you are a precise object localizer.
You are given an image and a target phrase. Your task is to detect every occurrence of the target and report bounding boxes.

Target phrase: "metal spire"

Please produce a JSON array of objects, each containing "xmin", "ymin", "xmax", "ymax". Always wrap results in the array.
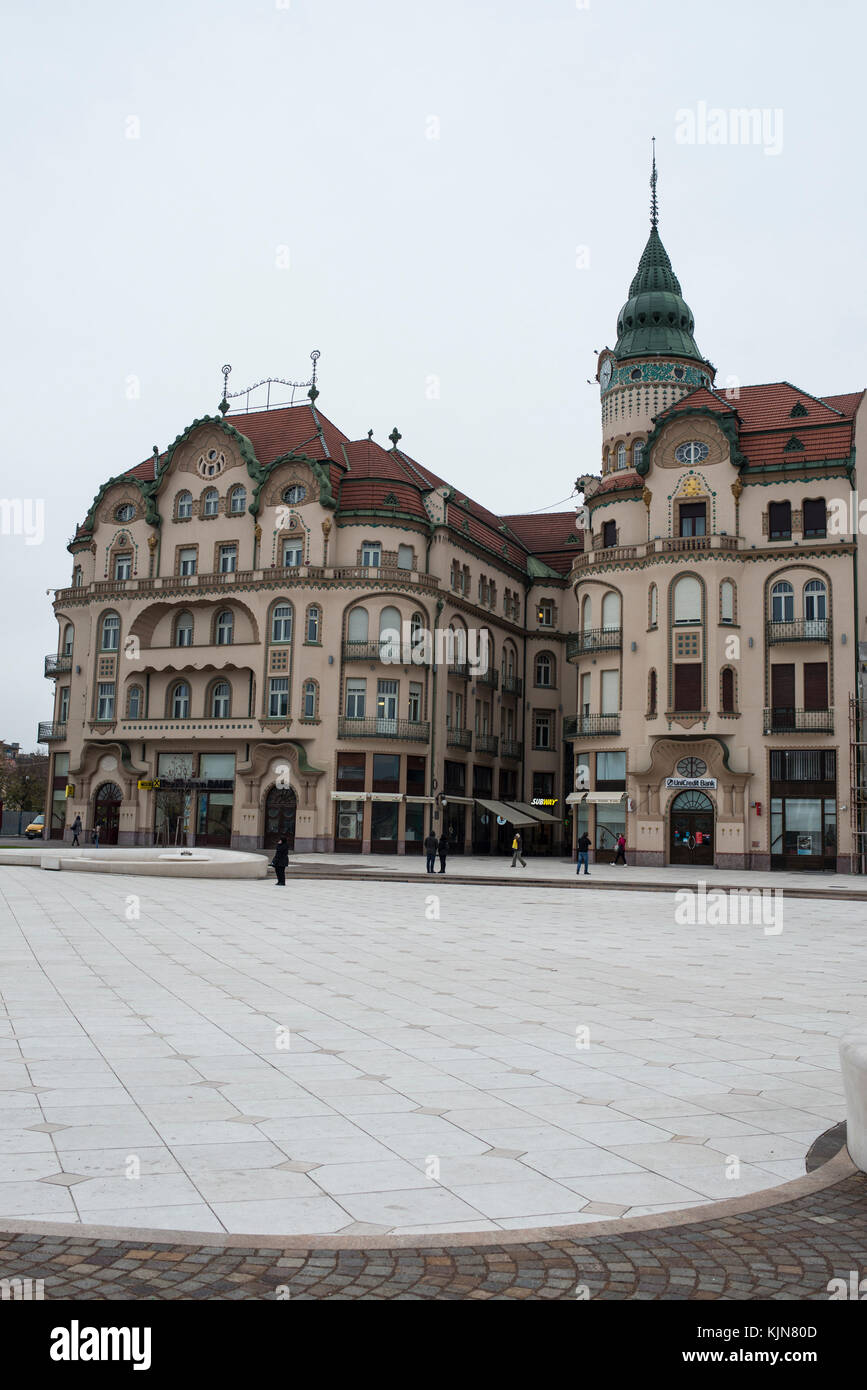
[{"xmin": 650, "ymin": 136, "xmax": 658, "ymax": 228}]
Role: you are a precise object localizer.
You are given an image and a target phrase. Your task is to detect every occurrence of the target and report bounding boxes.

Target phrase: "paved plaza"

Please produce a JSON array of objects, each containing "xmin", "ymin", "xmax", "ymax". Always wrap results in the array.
[{"xmin": 0, "ymin": 864, "xmax": 861, "ymax": 1238}]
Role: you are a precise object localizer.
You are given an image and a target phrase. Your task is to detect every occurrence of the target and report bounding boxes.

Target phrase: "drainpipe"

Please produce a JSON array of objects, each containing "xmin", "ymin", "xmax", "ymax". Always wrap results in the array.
[
  {"xmin": 431, "ymin": 596, "xmax": 443, "ymax": 833},
  {"xmin": 521, "ymin": 581, "xmax": 530, "ymax": 803}
]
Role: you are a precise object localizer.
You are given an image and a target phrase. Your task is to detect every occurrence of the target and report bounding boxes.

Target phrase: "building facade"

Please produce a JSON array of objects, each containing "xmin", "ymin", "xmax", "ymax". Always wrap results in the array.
[
  {"xmin": 568, "ymin": 173, "xmax": 865, "ymax": 872},
  {"xmin": 40, "ymin": 396, "xmax": 577, "ymax": 854}
]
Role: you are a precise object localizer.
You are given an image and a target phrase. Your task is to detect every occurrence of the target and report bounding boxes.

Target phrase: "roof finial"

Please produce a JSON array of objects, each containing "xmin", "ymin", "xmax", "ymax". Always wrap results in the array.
[
  {"xmin": 307, "ymin": 349, "xmax": 320, "ymax": 402},
  {"xmin": 389, "ymin": 427, "xmax": 402, "ymax": 449},
  {"xmin": 219, "ymin": 363, "xmax": 232, "ymax": 415},
  {"xmin": 650, "ymin": 136, "xmax": 658, "ymax": 228}
]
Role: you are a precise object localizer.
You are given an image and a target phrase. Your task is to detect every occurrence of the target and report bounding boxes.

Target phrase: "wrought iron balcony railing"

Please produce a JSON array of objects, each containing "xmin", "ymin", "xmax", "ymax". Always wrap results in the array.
[
  {"xmin": 569, "ymin": 714, "xmax": 621, "ymax": 737},
  {"xmin": 475, "ymin": 668, "xmax": 499, "ymax": 689},
  {"xmin": 337, "ymin": 717, "xmax": 431, "ymax": 742},
  {"xmin": 475, "ymin": 733, "xmax": 499, "ymax": 755},
  {"xmin": 762, "ymin": 708, "xmax": 834, "ymax": 734},
  {"xmin": 446, "ymin": 727, "xmax": 472, "ymax": 749},
  {"xmin": 766, "ymin": 618, "xmax": 830, "ymax": 644},
  {"xmin": 38, "ymin": 721, "xmax": 67, "ymax": 742},
  {"xmin": 44, "ymin": 654, "xmax": 73, "ymax": 677},
  {"xmin": 500, "ymin": 738, "xmax": 523, "ymax": 760},
  {"xmin": 501, "ymin": 675, "xmax": 523, "ymax": 697},
  {"xmin": 566, "ymin": 628, "xmax": 622, "ymax": 660}
]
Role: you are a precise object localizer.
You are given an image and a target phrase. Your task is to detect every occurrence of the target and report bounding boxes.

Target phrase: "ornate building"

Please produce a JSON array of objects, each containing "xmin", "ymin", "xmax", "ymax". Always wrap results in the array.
[
  {"xmin": 40, "ymin": 372, "xmax": 577, "ymax": 855},
  {"xmin": 568, "ymin": 159, "xmax": 865, "ymax": 871}
]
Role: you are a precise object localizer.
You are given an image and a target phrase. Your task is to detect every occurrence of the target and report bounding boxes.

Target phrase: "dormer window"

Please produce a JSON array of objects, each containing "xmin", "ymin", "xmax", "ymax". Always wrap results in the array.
[
  {"xmin": 283, "ymin": 484, "xmax": 306, "ymax": 505},
  {"xmin": 116, "ymin": 503, "xmax": 135, "ymax": 523},
  {"xmin": 197, "ymin": 449, "xmax": 226, "ymax": 478}
]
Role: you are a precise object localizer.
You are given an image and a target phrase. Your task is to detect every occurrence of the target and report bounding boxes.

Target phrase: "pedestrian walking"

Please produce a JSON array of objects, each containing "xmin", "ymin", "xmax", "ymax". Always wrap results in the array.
[
  {"xmin": 424, "ymin": 831, "xmax": 437, "ymax": 874},
  {"xmin": 271, "ymin": 836, "xmax": 289, "ymax": 886},
  {"xmin": 576, "ymin": 830, "xmax": 591, "ymax": 875},
  {"xmin": 510, "ymin": 831, "xmax": 527, "ymax": 868},
  {"xmin": 614, "ymin": 833, "xmax": 627, "ymax": 866},
  {"xmin": 437, "ymin": 833, "xmax": 448, "ymax": 874},
  {"xmin": 71, "ymin": 814, "xmax": 82, "ymax": 847},
  {"xmin": 90, "ymin": 825, "xmax": 100, "ymax": 849}
]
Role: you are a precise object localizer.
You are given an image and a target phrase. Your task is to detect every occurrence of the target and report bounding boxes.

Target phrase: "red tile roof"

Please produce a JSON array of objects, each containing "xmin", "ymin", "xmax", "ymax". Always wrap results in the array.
[
  {"xmin": 822, "ymin": 391, "xmax": 864, "ymax": 419},
  {"xmin": 594, "ymin": 470, "xmax": 643, "ymax": 495}
]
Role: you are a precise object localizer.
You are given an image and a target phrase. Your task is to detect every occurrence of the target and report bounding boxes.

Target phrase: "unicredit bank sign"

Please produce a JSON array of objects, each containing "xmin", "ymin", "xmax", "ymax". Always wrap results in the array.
[{"xmin": 664, "ymin": 777, "xmax": 718, "ymax": 790}]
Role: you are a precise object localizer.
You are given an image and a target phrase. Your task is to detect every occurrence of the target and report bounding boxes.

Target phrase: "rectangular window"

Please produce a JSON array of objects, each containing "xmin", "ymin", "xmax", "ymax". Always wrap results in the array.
[
  {"xmin": 408, "ymin": 681, "xmax": 422, "ymax": 722},
  {"xmin": 602, "ymin": 520, "xmax": 617, "ymax": 548},
  {"xmin": 444, "ymin": 760, "xmax": 465, "ymax": 795},
  {"xmin": 406, "ymin": 755, "xmax": 425, "ymax": 795},
  {"xmin": 803, "ymin": 662, "xmax": 828, "ymax": 711},
  {"xmin": 282, "ymin": 541, "xmax": 303, "ymax": 567},
  {"xmin": 268, "ymin": 677, "xmax": 289, "ymax": 718},
  {"xmin": 179, "ymin": 548, "xmax": 197, "ymax": 576},
  {"xmin": 771, "ymin": 664, "xmax": 795, "ymax": 721},
  {"xmin": 361, "ymin": 543, "xmax": 381, "ymax": 568},
  {"xmin": 474, "ymin": 700, "xmax": 480, "ymax": 735},
  {"xmin": 673, "ymin": 663, "xmax": 702, "ymax": 712},
  {"xmin": 376, "ymin": 679, "xmax": 398, "ymax": 725},
  {"xmin": 769, "ymin": 501, "xmax": 792, "ymax": 540},
  {"xmin": 114, "ymin": 553, "xmax": 132, "ymax": 580},
  {"xmin": 534, "ymin": 711, "xmax": 552, "ymax": 749},
  {"xmin": 803, "ymin": 499, "xmax": 827, "ymax": 539},
  {"xmin": 345, "ymin": 678, "xmax": 366, "ymax": 719},
  {"xmin": 600, "ymin": 669, "xmax": 619, "ymax": 714},
  {"xmin": 679, "ymin": 502, "xmax": 706, "ymax": 538},
  {"xmin": 533, "ymin": 771, "xmax": 554, "ymax": 799},
  {"xmin": 59, "ymin": 687, "xmax": 70, "ymax": 723},
  {"xmin": 397, "ymin": 545, "xmax": 414, "ymax": 570},
  {"xmin": 96, "ymin": 683, "xmax": 115, "ymax": 721},
  {"xmin": 445, "ymin": 690, "xmax": 453, "ymax": 729},
  {"xmin": 372, "ymin": 753, "xmax": 400, "ymax": 792},
  {"xmin": 337, "ymin": 752, "xmax": 365, "ymax": 787},
  {"xmin": 596, "ymin": 751, "xmax": 626, "ymax": 787},
  {"xmin": 537, "ymin": 599, "xmax": 554, "ymax": 626},
  {"xmin": 200, "ymin": 753, "xmax": 235, "ymax": 780},
  {"xmin": 219, "ymin": 545, "xmax": 237, "ymax": 574},
  {"xmin": 455, "ymin": 692, "xmax": 463, "ymax": 728}
]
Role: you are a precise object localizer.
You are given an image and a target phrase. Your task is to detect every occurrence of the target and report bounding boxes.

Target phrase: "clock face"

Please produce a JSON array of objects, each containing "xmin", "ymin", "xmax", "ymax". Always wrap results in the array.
[
  {"xmin": 675, "ymin": 440, "xmax": 709, "ymax": 465},
  {"xmin": 599, "ymin": 357, "xmax": 613, "ymax": 391}
]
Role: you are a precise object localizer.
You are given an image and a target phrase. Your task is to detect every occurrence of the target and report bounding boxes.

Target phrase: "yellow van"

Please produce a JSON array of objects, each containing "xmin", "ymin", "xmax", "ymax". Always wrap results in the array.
[{"xmin": 24, "ymin": 814, "xmax": 45, "ymax": 839}]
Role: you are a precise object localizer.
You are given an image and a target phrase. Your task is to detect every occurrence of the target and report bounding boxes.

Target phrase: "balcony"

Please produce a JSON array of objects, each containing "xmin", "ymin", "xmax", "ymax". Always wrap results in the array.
[
  {"xmin": 446, "ymin": 727, "xmax": 472, "ymax": 750},
  {"xmin": 44, "ymin": 654, "xmax": 72, "ymax": 677},
  {"xmin": 53, "ymin": 563, "xmax": 439, "ymax": 607},
  {"xmin": 766, "ymin": 618, "xmax": 831, "ymax": 645},
  {"xmin": 475, "ymin": 733, "xmax": 499, "ymax": 755},
  {"xmin": 566, "ymin": 628, "xmax": 622, "ymax": 661},
  {"xmin": 763, "ymin": 708, "xmax": 834, "ymax": 734},
  {"xmin": 501, "ymin": 674, "xmax": 523, "ymax": 697},
  {"xmin": 338, "ymin": 717, "xmax": 430, "ymax": 742},
  {"xmin": 501, "ymin": 738, "xmax": 523, "ymax": 760},
  {"xmin": 570, "ymin": 533, "xmax": 740, "ymax": 573},
  {"xmin": 475, "ymin": 668, "xmax": 499, "ymax": 690},
  {"xmin": 570, "ymin": 714, "xmax": 621, "ymax": 738},
  {"xmin": 563, "ymin": 714, "xmax": 577, "ymax": 740},
  {"xmin": 447, "ymin": 662, "xmax": 470, "ymax": 680},
  {"xmin": 38, "ymin": 721, "xmax": 67, "ymax": 742}
]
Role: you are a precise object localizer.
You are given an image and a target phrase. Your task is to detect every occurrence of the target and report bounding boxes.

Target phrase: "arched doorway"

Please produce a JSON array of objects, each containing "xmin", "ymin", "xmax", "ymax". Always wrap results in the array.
[
  {"xmin": 669, "ymin": 790, "xmax": 714, "ymax": 865},
  {"xmin": 93, "ymin": 782, "xmax": 122, "ymax": 845},
  {"xmin": 264, "ymin": 786, "xmax": 297, "ymax": 850}
]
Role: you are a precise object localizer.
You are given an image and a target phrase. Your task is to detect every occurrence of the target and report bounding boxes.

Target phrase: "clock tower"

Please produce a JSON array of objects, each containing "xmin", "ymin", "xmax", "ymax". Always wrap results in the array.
[{"xmin": 596, "ymin": 147, "xmax": 715, "ymax": 476}]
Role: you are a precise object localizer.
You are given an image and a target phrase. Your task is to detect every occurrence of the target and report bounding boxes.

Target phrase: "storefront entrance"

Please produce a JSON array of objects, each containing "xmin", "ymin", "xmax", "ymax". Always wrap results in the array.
[
  {"xmin": 669, "ymin": 791, "xmax": 714, "ymax": 865},
  {"xmin": 196, "ymin": 791, "xmax": 233, "ymax": 846},
  {"xmin": 93, "ymin": 782, "xmax": 121, "ymax": 845},
  {"xmin": 264, "ymin": 786, "xmax": 297, "ymax": 850}
]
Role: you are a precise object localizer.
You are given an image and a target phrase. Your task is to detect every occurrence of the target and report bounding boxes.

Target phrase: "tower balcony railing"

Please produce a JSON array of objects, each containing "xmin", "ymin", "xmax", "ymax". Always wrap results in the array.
[
  {"xmin": 44, "ymin": 654, "xmax": 72, "ymax": 677},
  {"xmin": 569, "ymin": 533, "xmax": 740, "ymax": 574},
  {"xmin": 566, "ymin": 627, "xmax": 622, "ymax": 660},
  {"xmin": 766, "ymin": 618, "xmax": 831, "ymax": 645},
  {"xmin": 762, "ymin": 708, "xmax": 834, "ymax": 734},
  {"xmin": 337, "ymin": 717, "xmax": 430, "ymax": 742},
  {"xmin": 446, "ymin": 727, "xmax": 472, "ymax": 750},
  {"xmin": 38, "ymin": 721, "xmax": 67, "ymax": 743},
  {"xmin": 569, "ymin": 714, "xmax": 621, "ymax": 738}
]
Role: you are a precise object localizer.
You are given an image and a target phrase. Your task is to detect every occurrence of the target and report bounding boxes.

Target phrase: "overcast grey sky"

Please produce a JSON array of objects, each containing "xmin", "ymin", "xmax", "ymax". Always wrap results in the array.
[{"xmin": 1, "ymin": 0, "xmax": 864, "ymax": 749}]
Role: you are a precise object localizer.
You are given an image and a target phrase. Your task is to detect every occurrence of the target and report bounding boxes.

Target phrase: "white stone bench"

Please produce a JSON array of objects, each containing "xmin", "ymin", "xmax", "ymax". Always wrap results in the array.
[
  {"xmin": 839, "ymin": 1029, "xmax": 867, "ymax": 1172},
  {"xmin": 40, "ymin": 855, "xmax": 62, "ymax": 871}
]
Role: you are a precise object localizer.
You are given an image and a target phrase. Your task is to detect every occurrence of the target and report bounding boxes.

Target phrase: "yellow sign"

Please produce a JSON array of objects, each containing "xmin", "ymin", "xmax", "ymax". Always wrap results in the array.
[
  {"xmin": 137, "ymin": 779, "xmax": 161, "ymax": 791},
  {"xmin": 64, "ymin": 785, "xmax": 75, "ymax": 797}
]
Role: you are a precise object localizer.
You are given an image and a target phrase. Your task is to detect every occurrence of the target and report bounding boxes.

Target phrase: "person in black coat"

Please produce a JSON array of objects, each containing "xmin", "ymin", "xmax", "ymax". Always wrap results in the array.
[
  {"xmin": 424, "ymin": 832, "xmax": 437, "ymax": 874},
  {"xmin": 437, "ymin": 834, "xmax": 448, "ymax": 874},
  {"xmin": 271, "ymin": 837, "xmax": 290, "ymax": 886}
]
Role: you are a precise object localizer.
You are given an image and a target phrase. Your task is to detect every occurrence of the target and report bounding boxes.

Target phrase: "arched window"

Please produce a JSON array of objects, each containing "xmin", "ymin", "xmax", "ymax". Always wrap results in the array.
[
  {"xmin": 771, "ymin": 580, "xmax": 794, "ymax": 623},
  {"xmin": 581, "ymin": 594, "xmax": 592, "ymax": 634},
  {"xmin": 176, "ymin": 491, "xmax": 192, "ymax": 520},
  {"xmin": 410, "ymin": 611, "xmax": 424, "ymax": 641},
  {"xmin": 127, "ymin": 685, "xmax": 143, "ymax": 719},
  {"xmin": 721, "ymin": 667, "xmax": 736, "ymax": 713},
  {"xmin": 62, "ymin": 624, "xmax": 74, "ymax": 657},
  {"xmin": 347, "ymin": 606, "xmax": 369, "ymax": 643},
  {"xmin": 616, "ymin": 443, "xmax": 627, "ymax": 470},
  {"xmin": 804, "ymin": 579, "xmax": 827, "ymax": 622},
  {"xmin": 202, "ymin": 488, "xmax": 220, "ymax": 517},
  {"xmin": 171, "ymin": 681, "xmax": 190, "ymax": 718},
  {"xmin": 302, "ymin": 680, "xmax": 317, "ymax": 719},
  {"xmin": 116, "ymin": 502, "xmax": 135, "ymax": 523},
  {"xmin": 379, "ymin": 605, "xmax": 401, "ymax": 661},
  {"xmin": 283, "ymin": 484, "xmax": 306, "ymax": 505},
  {"xmin": 100, "ymin": 612, "xmax": 120, "ymax": 650},
  {"xmin": 720, "ymin": 579, "xmax": 735, "ymax": 624},
  {"xmin": 215, "ymin": 610, "xmax": 234, "ymax": 646},
  {"xmin": 175, "ymin": 611, "xmax": 193, "ymax": 647},
  {"xmin": 648, "ymin": 668, "xmax": 657, "ymax": 717},
  {"xmin": 535, "ymin": 652, "xmax": 554, "ymax": 687},
  {"xmin": 306, "ymin": 605, "xmax": 321, "ymax": 643},
  {"xmin": 601, "ymin": 592, "xmax": 621, "ymax": 630},
  {"xmin": 649, "ymin": 583, "xmax": 658, "ymax": 628},
  {"xmin": 673, "ymin": 575, "xmax": 702, "ymax": 624},
  {"xmin": 272, "ymin": 603, "xmax": 293, "ymax": 643},
  {"xmin": 507, "ymin": 646, "xmax": 515, "ymax": 678},
  {"xmin": 633, "ymin": 441, "xmax": 644, "ymax": 470},
  {"xmin": 229, "ymin": 485, "xmax": 246, "ymax": 514},
  {"xmin": 212, "ymin": 681, "xmax": 230, "ymax": 718}
]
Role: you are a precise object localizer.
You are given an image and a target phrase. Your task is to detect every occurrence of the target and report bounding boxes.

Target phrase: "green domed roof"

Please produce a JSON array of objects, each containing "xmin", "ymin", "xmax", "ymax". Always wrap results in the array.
[{"xmin": 614, "ymin": 225, "xmax": 704, "ymax": 361}]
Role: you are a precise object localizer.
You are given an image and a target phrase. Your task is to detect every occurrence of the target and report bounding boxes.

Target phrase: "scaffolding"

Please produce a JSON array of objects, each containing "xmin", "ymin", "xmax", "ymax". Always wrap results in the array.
[{"xmin": 849, "ymin": 691, "xmax": 867, "ymax": 875}]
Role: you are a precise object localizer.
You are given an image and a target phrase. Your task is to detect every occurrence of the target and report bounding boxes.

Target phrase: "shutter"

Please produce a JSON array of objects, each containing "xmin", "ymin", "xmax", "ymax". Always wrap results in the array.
[
  {"xmin": 803, "ymin": 662, "xmax": 828, "ymax": 711},
  {"xmin": 674, "ymin": 663, "xmax": 702, "ymax": 711},
  {"xmin": 803, "ymin": 499, "xmax": 826, "ymax": 536},
  {"xmin": 771, "ymin": 664, "xmax": 795, "ymax": 721},
  {"xmin": 768, "ymin": 501, "xmax": 791, "ymax": 538},
  {"xmin": 721, "ymin": 668, "xmax": 735, "ymax": 712}
]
